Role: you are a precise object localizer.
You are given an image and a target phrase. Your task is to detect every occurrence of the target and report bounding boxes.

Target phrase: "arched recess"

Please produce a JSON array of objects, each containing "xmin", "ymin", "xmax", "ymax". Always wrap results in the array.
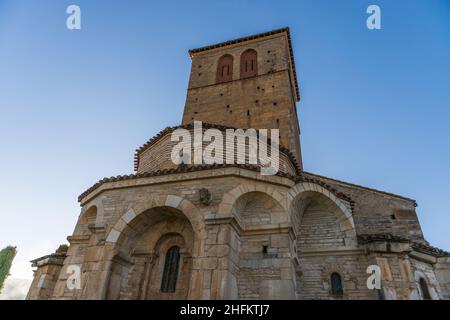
[
  {"xmin": 216, "ymin": 54, "xmax": 233, "ymax": 83},
  {"xmin": 73, "ymin": 205, "xmax": 97, "ymax": 236},
  {"xmin": 104, "ymin": 195, "xmax": 205, "ymax": 300},
  {"xmin": 232, "ymin": 191, "xmax": 286, "ymax": 228},
  {"xmin": 219, "ymin": 183, "xmax": 287, "ymax": 224},
  {"xmin": 240, "ymin": 49, "xmax": 257, "ymax": 78},
  {"xmin": 224, "ymin": 187, "xmax": 292, "ymax": 300},
  {"xmin": 288, "ymin": 182, "xmax": 355, "ymax": 239},
  {"xmin": 412, "ymin": 270, "xmax": 437, "ymax": 300},
  {"xmin": 288, "ymin": 183, "xmax": 357, "ymax": 299},
  {"xmin": 106, "ymin": 195, "xmax": 205, "ymax": 248}
]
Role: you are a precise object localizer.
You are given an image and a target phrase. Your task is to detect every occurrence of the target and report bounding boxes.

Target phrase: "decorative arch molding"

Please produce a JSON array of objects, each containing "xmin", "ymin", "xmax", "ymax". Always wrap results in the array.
[
  {"xmin": 81, "ymin": 205, "xmax": 98, "ymax": 223},
  {"xmin": 105, "ymin": 194, "xmax": 206, "ymax": 248},
  {"xmin": 73, "ymin": 204, "xmax": 99, "ymax": 237},
  {"xmin": 288, "ymin": 182, "xmax": 355, "ymax": 230},
  {"xmin": 287, "ymin": 182, "xmax": 355, "ymax": 229},
  {"xmin": 412, "ymin": 270, "xmax": 438, "ymax": 300},
  {"xmin": 80, "ymin": 200, "xmax": 101, "ymax": 224},
  {"xmin": 218, "ymin": 182, "xmax": 287, "ymax": 217}
]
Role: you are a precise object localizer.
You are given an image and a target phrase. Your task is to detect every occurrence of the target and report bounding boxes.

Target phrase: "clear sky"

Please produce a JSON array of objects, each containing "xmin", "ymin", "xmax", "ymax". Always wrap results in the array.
[{"xmin": 0, "ymin": 0, "xmax": 449, "ymax": 297}]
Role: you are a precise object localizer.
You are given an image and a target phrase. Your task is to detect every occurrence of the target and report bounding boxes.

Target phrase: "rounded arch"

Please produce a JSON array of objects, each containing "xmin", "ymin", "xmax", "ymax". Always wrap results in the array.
[
  {"xmin": 105, "ymin": 204, "xmax": 195, "ymax": 300},
  {"xmin": 74, "ymin": 205, "xmax": 98, "ymax": 235},
  {"xmin": 106, "ymin": 195, "xmax": 205, "ymax": 252},
  {"xmin": 240, "ymin": 48, "xmax": 257, "ymax": 78},
  {"xmin": 219, "ymin": 182, "xmax": 287, "ymax": 216},
  {"xmin": 288, "ymin": 182, "xmax": 355, "ymax": 230},
  {"xmin": 232, "ymin": 191, "xmax": 287, "ymax": 227},
  {"xmin": 330, "ymin": 272, "xmax": 344, "ymax": 297},
  {"xmin": 216, "ymin": 54, "xmax": 233, "ymax": 83},
  {"xmin": 81, "ymin": 205, "xmax": 97, "ymax": 224},
  {"xmin": 288, "ymin": 183, "xmax": 356, "ymax": 251},
  {"xmin": 412, "ymin": 270, "xmax": 436, "ymax": 300}
]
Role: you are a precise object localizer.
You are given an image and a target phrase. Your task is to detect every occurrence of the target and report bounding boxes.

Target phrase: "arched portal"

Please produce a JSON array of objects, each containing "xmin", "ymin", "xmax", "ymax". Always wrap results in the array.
[{"xmin": 106, "ymin": 206, "xmax": 194, "ymax": 300}]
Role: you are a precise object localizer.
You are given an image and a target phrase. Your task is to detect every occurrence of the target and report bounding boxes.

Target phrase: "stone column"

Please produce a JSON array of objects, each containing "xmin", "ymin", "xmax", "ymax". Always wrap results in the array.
[{"xmin": 197, "ymin": 215, "xmax": 239, "ymax": 299}]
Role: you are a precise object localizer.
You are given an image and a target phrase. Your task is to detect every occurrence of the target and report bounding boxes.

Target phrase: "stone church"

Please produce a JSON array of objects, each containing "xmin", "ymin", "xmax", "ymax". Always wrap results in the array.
[{"xmin": 27, "ymin": 28, "xmax": 450, "ymax": 300}]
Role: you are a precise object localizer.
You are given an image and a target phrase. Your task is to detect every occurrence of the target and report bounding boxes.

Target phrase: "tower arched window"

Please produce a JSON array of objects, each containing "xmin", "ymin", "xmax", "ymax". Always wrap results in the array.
[
  {"xmin": 240, "ymin": 49, "xmax": 257, "ymax": 79},
  {"xmin": 330, "ymin": 272, "xmax": 343, "ymax": 297},
  {"xmin": 160, "ymin": 246, "xmax": 180, "ymax": 293},
  {"xmin": 216, "ymin": 54, "xmax": 233, "ymax": 83},
  {"xmin": 419, "ymin": 278, "xmax": 431, "ymax": 300}
]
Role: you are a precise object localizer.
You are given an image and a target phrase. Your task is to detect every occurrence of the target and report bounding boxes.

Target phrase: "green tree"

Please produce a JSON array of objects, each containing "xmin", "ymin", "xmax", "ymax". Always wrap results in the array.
[{"xmin": 0, "ymin": 246, "xmax": 17, "ymax": 292}]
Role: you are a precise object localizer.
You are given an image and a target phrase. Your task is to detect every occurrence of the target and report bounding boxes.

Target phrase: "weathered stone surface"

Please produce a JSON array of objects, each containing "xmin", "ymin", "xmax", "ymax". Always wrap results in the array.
[{"xmin": 26, "ymin": 28, "xmax": 449, "ymax": 301}]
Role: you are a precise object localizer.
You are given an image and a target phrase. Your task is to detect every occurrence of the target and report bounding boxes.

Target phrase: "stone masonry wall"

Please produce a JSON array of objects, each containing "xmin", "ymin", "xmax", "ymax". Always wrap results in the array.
[
  {"xmin": 297, "ymin": 205, "xmax": 346, "ymax": 249},
  {"xmin": 136, "ymin": 129, "xmax": 298, "ymax": 176},
  {"xmin": 304, "ymin": 172, "xmax": 424, "ymax": 242},
  {"xmin": 183, "ymin": 34, "xmax": 301, "ymax": 165},
  {"xmin": 297, "ymin": 254, "xmax": 375, "ymax": 299}
]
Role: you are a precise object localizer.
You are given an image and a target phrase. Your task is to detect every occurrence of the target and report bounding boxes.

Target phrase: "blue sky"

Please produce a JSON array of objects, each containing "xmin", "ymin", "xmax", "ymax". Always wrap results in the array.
[{"xmin": 0, "ymin": 0, "xmax": 449, "ymax": 290}]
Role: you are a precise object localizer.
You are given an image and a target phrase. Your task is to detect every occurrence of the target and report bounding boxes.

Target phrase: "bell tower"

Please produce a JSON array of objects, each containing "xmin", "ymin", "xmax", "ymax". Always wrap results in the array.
[{"xmin": 182, "ymin": 28, "xmax": 303, "ymax": 168}]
